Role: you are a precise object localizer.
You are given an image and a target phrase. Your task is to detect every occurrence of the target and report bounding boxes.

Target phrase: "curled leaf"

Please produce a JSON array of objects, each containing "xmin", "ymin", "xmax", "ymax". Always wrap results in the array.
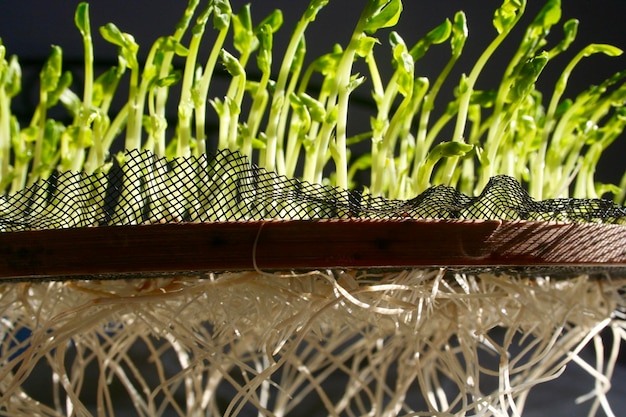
[
  {"xmin": 40, "ymin": 46, "xmax": 63, "ymax": 93},
  {"xmin": 364, "ymin": 0, "xmax": 403, "ymax": 34},
  {"xmin": 74, "ymin": 2, "xmax": 91, "ymax": 38},
  {"xmin": 493, "ymin": 0, "xmax": 525, "ymax": 34},
  {"xmin": 410, "ymin": 19, "xmax": 451, "ymax": 62}
]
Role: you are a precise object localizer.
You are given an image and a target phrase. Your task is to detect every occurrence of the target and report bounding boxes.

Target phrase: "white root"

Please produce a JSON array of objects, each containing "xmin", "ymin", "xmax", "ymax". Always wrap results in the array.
[{"xmin": 0, "ymin": 270, "xmax": 624, "ymax": 416}]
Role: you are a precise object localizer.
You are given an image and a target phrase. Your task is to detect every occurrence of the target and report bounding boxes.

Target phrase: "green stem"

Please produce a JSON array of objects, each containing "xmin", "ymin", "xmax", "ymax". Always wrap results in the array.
[
  {"xmin": 0, "ymin": 89, "xmax": 10, "ymax": 185},
  {"xmin": 27, "ymin": 93, "xmax": 47, "ymax": 186},
  {"xmin": 244, "ymin": 71, "xmax": 271, "ymax": 160},
  {"xmin": 264, "ymin": 12, "xmax": 317, "ymax": 173},
  {"xmin": 534, "ymin": 45, "xmax": 622, "ymax": 199},
  {"xmin": 370, "ymin": 73, "xmax": 399, "ymax": 196},
  {"xmin": 153, "ymin": 1, "xmax": 200, "ymax": 156},
  {"xmin": 124, "ymin": 65, "xmax": 141, "ymax": 151},
  {"xmin": 195, "ymin": 27, "xmax": 229, "ymax": 156},
  {"xmin": 411, "ymin": 53, "xmax": 459, "ymax": 189},
  {"xmin": 302, "ymin": 89, "xmax": 330, "ymax": 183},
  {"xmin": 72, "ymin": 2, "xmax": 94, "ymax": 173},
  {"xmin": 176, "ymin": 4, "xmax": 212, "ymax": 157},
  {"xmin": 331, "ymin": 44, "xmax": 364, "ymax": 190},
  {"xmin": 440, "ymin": 2, "xmax": 525, "ymax": 186}
]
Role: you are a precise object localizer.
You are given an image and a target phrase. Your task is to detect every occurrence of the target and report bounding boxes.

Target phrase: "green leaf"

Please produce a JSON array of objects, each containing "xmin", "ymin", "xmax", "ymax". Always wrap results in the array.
[
  {"xmin": 470, "ymin": 90, "xmax": 496, "ymax": 107},
  {"xmin": 220, "ymin": 50, "xmax": 244, "ymax": 77},
  {"xmin": 456, "ymin": 73, "xmax": 469, "ymax": 95},
  {"xmin": 509, "ymin": 52, "xmax": 548, "ymax": 101},
  {"xmin": 251, "ymin": 136, "xmax": 266, "ymax": 150},
  {"xmin": 475, "ymin": 146, "xmax": 490, "ymax": 167},
  {"xmin": 311, "ymin": 47, "xmax": 342, "ymax": 77},
  {"xmin": 429, "ymin": 141, "xmax": 473, "ymax": 160},
  {"xmin": 209, "ymin": 98, "xmax": 225, "ymax": 116},
  {"xmin": 4, "ymin": 55, "xmax": 22, "ymax": 98},
  {"xmin": 161, "ymin": 36, "xmax": 189, "ymax": 56},
  {"xmin": 257, "ymin": 9, "xmax": 283, "ymax": 34},
  {"xmin": 429, "ymin": 18, "xmax": 453, "ymax": 45},
  {"xmin": 100, "ymin": 23, "xmax": 139, "ymax": 69},
  {"xmin": 93, "ymin": 66, "xmax": 121, "ymax": 100},
  {"xmin": 289, "ymin": 94, "xmax": 312, "ymax": 134},
  {"xmin": 410, "ymin": 19, "xmax": 451, "ymax": 61},
  {"xmin": 47, "ymin": 71, "xmax": 72, "ymax": 108},
  {"xmin": 232, "ymin": 5, "xmax": 256, "ymax": 54},
  {"xmin": 40, "ymin": 45, "xmax": 63, "ymax": 93},
  {"xmin": 390, "ymin": 32, "xmax": 412, "ymax": 71},
  {"xmin": 212, "ymin": 0, "xmax": 232, "ymax": 31},
  {"xmin": 256, "ymin": 24, "xmax": 274, "ymax": 73},
  {"xmin": 299, "ymin": 93, "xmax": 326, "ymax": 122},
  {"xmin": 526, "ymin": 0, "xmax": 561, "ymax": 41},
  {"xmin": 348, "ymin": 153, "xmax": 373, "ymax": 180},
  {"xmin": 74, "ymin": 2, "xmax": 91, "ymax": 38},
  {"xmin": 451, "ymin": 12, "xmax": 468, "ymax": 57},
  {"xmin": 42, "ymin": 119, "xmax": 65, "ymax": 161},
  {"xmin": 347, "ymin": 74, "xmax": 366, "ymax": 93},
  {"xmin": 14, "ymin": 126, "xmax": 36, "ymax": 160},
  {"xmin": 191, "ymin": 4, "xmax": 211, "ymax": 36},
  {"xmin": 363, "ymin": 0, "xmax": 403, "ymax": 34},
  {"xmin": 596, "ymin": 182, "xmax": 621, "ymax": 198},
  {"xmin": 548, "ymin": 18, "xmax": 578, "ymax": 57},
  {"xmin": 554, "ymin": 98, "xmax": 572, "ymax": 118},
  {"xmin": 493, "ymin": 0, "xmax": 525, "ymax": 34},
  {"xmin": 156, "ymin": 71, "xmax": 182, "ymax": 88},
  {"xmin": 356, "ymin": 35, "xmax": 379, "ymax": 58},
  {"xmin": 100, "ymin": 23, "xmax": 127, "ymax": 49},
  {"xmin": 304, "ymin": 0, "xmax": 330, "ymax": 22},
  {"xmin": 390, "ymin": 32, "xmax": 413, "ymax": 95}
]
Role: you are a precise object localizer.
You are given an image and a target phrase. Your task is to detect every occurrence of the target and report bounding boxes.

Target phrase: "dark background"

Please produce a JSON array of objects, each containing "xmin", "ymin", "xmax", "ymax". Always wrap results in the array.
[{"xmin": 1, "ymin": 2, "xmax": 625, "ymax": 416}]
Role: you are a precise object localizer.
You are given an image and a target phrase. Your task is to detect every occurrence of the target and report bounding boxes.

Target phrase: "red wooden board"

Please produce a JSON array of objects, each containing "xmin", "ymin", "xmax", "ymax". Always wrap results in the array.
[{"xmin": 0, "ymin": 219, "xmax": 625, "ymax": 280}]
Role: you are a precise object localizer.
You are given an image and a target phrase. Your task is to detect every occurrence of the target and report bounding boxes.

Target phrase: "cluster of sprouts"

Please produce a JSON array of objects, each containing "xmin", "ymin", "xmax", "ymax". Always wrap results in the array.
[{"xmin": 0, "ymin": 0, "xmax": 625, "ymax": 201}]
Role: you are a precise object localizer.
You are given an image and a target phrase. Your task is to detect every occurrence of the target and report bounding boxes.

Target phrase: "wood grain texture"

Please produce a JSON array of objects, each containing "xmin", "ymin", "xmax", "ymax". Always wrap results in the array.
[{"xmin": 0, "ymin": 220, "xmax": 625, "ymax": 280}]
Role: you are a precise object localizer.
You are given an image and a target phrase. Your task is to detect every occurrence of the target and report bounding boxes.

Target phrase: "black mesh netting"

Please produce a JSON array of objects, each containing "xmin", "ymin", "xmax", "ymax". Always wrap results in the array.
[{"xmin": 1, "ymin": 148, "xmax": 625, "ymax": 231}]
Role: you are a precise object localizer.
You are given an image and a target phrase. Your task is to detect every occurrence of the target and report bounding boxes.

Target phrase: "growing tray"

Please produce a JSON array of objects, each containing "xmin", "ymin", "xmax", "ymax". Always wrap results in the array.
[{"xmin": 1, "ymin": 219, "xmax": 625, "ymax": 280}]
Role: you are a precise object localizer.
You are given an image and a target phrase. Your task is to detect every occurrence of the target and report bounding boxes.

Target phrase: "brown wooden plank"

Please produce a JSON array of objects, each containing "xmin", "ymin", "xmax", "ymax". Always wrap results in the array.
[{"xmin": 0, "ymin": 219, "xmax": 624, "ymax": 280}]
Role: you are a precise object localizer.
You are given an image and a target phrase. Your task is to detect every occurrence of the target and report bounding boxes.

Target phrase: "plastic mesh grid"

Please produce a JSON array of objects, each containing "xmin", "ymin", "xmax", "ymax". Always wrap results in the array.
[{"xmin": 0, "ymin": 148, "xmax": 625, "ymax": 231}]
